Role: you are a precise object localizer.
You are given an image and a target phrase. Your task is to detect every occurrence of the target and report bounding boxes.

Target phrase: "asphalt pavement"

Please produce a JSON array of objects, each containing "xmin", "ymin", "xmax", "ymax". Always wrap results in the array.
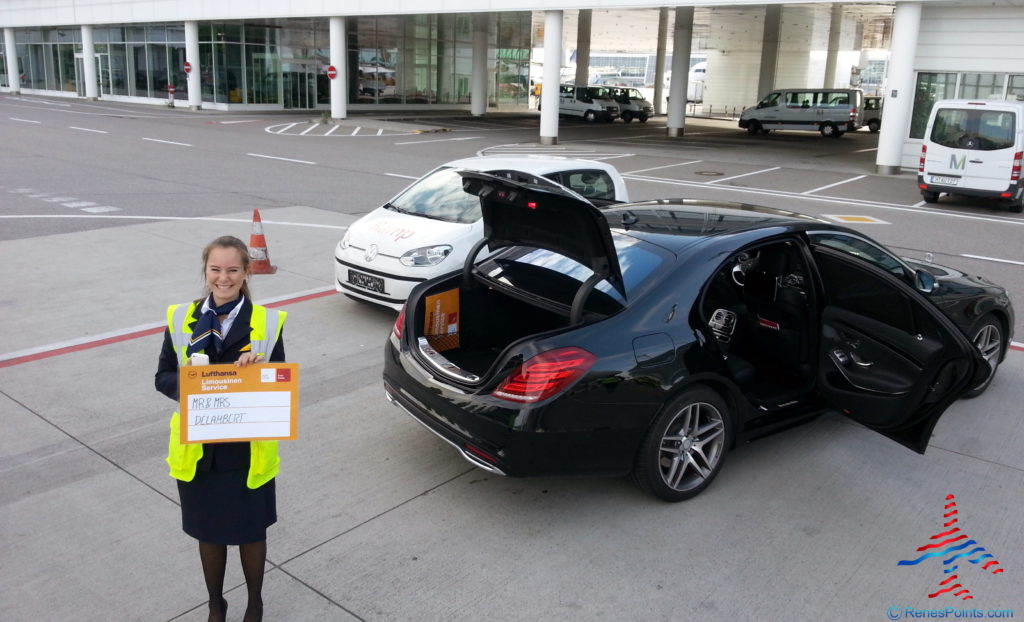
[{"xmin": 1, "ymin": 101, "xmax": 1022, "ymax": 622}]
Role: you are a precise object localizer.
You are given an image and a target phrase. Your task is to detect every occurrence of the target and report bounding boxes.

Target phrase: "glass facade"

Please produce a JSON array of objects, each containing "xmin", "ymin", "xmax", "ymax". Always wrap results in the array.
[
  {"xmin": 911, "ymin": 72, "xmax": 1024, "ymax": 138},
  {"xmin": 3, "ymin": 15, "xmax": 532, "ymax": 110}
]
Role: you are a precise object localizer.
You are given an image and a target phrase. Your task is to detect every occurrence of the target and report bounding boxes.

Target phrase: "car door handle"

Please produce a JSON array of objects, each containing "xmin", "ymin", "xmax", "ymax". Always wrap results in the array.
[
  {"xmin": 849, "ymin": 351, "xmax": 874, "ymax": 368},
  {"xmin": 969, "ymin": 159, "xmax": 983, "ymax": 164}
]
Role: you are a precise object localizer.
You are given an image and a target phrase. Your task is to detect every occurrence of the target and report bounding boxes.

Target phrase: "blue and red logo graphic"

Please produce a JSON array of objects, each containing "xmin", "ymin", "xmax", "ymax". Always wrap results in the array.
[{"xmin": 898, "ymin": 494, "xmax": 1004, "ymax": 600}]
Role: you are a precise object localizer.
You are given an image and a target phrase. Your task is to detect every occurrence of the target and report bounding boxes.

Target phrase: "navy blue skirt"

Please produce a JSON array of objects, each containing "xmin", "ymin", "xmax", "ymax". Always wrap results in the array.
[{"xmin": 177, "ymin": 442, "xmax": 277, "ymax": 545}]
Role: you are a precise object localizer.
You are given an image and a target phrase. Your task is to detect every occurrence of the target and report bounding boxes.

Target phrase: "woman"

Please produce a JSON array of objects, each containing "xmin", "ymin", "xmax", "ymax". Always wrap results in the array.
[{"xmin": 155, "ymin": 235, "xmax": 286, "ymax": 622}]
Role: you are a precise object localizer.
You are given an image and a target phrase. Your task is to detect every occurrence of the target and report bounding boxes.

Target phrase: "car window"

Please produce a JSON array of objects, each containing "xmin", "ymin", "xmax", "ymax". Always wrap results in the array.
[
  {"xmin": 814, "ymin": 250, "xmax": 941, "ymax": 336},
  {"xmin": 552, "ymin": 170, "xmax": 617, "ymax": 201},
  {"xmin": 758, "ymin": 93, "xmax": 780, "ymax": 108},
  {"xmin": 391, "ymin": 167, "xmax": 482, "ymax": 223},
  {"xmin": 931, "ymin": 108, "xmax": 1016, "ymax": 151},
  {"xmin": 787, "ymin": 92, "xmax": 816, "ymax": 108},
  {"xmin": 479, "ymin": 232, "xmax": 665, "ymax": 310},
  {"xmin": 809, "ymin": 232, "xmax": 909, "ymax": 279}
]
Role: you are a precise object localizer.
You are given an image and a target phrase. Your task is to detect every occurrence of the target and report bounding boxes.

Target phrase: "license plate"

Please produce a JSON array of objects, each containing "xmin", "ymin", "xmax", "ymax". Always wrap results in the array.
[
  {"xmin": 930, "ymin": 175, "xmax": 960, "ymax": 186},
  {"xmin": 348, "ymin": 269, "xmax": 385, "ymax": 294}
]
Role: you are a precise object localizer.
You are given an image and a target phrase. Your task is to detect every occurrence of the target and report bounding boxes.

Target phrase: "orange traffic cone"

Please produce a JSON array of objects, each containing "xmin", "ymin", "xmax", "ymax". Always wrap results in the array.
[{"xmin": 248, "ymin": 209, "xmax": 277, "ymax": 274}]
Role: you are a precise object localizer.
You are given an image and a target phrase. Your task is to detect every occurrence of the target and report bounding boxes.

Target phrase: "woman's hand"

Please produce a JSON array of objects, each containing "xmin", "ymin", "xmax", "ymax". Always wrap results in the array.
[{"xmin": 235, "ymin": 352, "xmax": 265, "ymax": 367}]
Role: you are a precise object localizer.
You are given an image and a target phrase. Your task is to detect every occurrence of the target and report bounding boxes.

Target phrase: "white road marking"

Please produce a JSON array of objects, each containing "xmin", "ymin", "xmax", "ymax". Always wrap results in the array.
[
  {"xmin": 961, "ymin": 254, "xmax": 1024, "ymax": 266},
  {"xmin": 81, "ymin": 206, "xmax": 121, "ymax": 213},
  {"xmin": 62, "ymin": 201, "xmax": 98, "ymax": 208},
  {"xmin": 299, "ymin": 124, "xmax": 319, "ymax": 136},
  {"xmin": 10, "ymin": 117, "xmax": 40, "ymax": 123},
  {"xmin": 143, "ymin": 137, "xmax": 192, "ymax": 147},
  {"xmin": 707, "ymin": 167, "xmax": 781, "ymax": 184},
  {"xmin": 624, "ymin": 161, "xmax": 704, "ymax": 175},
  {"xmin": 324, "ymin": 124, "xmax": 339, "ymax": 136},
  {"xmin": 246, "ymin": 153, "xmax": 316, "ymax": 165},
  {"xmin": 350, "ymin": 127, "xmax": 361, "ymax": 136},
  {"xmin": 70, "ymin": 126, "xmax": 107, "ymax": 134},
  {"xmin": 376, "ymin": 129, "xmax": 383, "ymax": 136},
  {"xmin": 803, "ymin": 175, "xmax": 867, "ymax": 194},
  {"xmin": 220, "ymin": 119, "xmax": 264, "ymax": 124},
  {"xmin": 393, "ymin": 136, "xmax": 481, "ymax": 145},
  {"xmin": 43, "ymin": 196, "xmax": 76, "ymax": 202},
  {"xmin": 853, "ymin": 147, "xmax": 878, "ymax": 153}
]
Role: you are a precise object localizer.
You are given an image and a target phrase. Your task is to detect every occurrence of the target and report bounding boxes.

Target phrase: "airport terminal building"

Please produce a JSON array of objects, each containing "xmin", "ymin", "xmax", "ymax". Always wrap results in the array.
[{"xmin": 1, "ymin": 0, "xmax": 1022, "ymax": 172}]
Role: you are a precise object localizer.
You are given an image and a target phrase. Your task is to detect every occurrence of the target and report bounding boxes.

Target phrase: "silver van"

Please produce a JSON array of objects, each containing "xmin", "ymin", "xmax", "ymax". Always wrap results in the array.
[
  {"xmin": 556, "ymin": 84, "xmax": 620, "ymax": 122},
  {"xmin": 739, "ymin": 88, "xmax": 864, "ymax": 137},
  {"xmin": 918, "ymin": 99, "xmax": 1024, "ymax": 213}
]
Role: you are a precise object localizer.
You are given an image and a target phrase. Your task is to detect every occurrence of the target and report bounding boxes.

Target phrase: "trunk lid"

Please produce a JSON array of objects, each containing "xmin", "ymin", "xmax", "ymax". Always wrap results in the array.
[{"xmin": 459, "ymin": 170, "xmax": 626, "ymax": 300}]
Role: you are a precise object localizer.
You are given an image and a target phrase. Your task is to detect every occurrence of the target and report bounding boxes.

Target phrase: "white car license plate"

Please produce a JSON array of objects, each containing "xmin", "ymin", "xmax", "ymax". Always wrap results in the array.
[
  {"xmin": 929, "ymin": 175, "xmax": 960, "ymax": 186},
  {"xmin": 348, "ymin": 269, "xmax": 385, "ymax": 294}
]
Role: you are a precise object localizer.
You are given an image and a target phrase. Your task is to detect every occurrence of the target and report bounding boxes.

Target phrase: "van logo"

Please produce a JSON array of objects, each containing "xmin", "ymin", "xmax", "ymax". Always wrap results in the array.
[{"xmin": 950, "ymin": 154, "xmax": 966, "ymax": 170}]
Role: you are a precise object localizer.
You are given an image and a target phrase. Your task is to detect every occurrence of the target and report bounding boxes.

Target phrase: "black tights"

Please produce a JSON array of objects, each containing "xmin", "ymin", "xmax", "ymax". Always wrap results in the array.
[{"xmin": 198, "ymin": 540, "xmax": 266, "ymax": 622}]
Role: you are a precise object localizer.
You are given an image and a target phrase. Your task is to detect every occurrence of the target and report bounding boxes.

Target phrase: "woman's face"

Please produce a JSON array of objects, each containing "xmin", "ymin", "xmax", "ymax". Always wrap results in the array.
[{"xmin": 205, "ymin": 246, "xmax": 247, "ymax": 306}]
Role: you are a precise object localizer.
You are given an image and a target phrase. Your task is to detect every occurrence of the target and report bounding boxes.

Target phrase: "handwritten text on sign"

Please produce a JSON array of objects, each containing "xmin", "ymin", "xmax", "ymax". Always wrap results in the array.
[{"xmin": 179, "ymin": 363, "xmax": 299, "ymax": 443}]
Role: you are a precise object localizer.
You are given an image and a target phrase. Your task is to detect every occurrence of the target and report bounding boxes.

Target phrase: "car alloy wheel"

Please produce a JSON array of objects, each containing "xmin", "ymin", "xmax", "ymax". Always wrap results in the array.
[
  {"xmin": 963, "ymin": 315, "xmax": 1003, "ymax": 398},
  {"xmin": 820, "ymin": 122, "xmax": 837, "ymax": 137},
  {"xmin": 584, "ymin": 110, "xmax": 597, "ymax": 122},
  {"xmin": 633, "ymin": 387, "xmax": 731, "ymax": 501},
  {"xmin": 747, "ymin": 120, "xmax": 762, "ymax": 135}
]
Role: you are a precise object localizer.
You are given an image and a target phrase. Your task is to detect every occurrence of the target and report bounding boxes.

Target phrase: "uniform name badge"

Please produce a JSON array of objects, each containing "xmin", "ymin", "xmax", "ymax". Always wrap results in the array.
[{"xmin": 178, "ymin": 363, "xmax": 299, "ymax": 443}]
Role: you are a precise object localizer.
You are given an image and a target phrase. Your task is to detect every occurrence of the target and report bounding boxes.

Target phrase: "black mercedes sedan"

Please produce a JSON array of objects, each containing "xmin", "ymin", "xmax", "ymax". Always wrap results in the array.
[{"xmin": 383, "ymin": 172, "xmax": 1015, "ymax": 502}]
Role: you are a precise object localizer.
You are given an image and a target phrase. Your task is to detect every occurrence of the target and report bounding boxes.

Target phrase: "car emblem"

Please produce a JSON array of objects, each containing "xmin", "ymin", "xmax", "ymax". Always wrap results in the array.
[{"xmin": 365, "ymin": 244, "xmax": 378, "ymax": 262}]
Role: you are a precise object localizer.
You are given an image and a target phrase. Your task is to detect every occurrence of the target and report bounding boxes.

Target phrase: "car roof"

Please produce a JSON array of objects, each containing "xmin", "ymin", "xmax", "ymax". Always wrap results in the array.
[
  {"xmin": 442, "ymin": 155, "xmax": 618, "ymax": 176},
  {"xmin": 604, "ymin": 199, "xmax": 833, "ymax": 251}
]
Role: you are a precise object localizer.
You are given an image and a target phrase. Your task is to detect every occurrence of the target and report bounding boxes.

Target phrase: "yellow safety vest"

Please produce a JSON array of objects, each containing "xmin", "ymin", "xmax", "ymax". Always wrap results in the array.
[{"xmin": 165, "ymin": 301, "xmax": 287, "ymax": 489}]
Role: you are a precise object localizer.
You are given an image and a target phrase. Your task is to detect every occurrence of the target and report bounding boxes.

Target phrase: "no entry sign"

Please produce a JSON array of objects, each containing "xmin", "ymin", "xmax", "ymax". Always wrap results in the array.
[
  {"xmin": 326, "ymin": 65, "xmax": 338, "ymax": 80},
  {"xmin": 183, "ymin": 61, "xmax": 192, "ymax": 74}
]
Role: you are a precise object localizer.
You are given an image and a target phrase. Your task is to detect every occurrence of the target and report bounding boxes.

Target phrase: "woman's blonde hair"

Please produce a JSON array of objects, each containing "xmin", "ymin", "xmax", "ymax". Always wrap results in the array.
[{"xmin": 200, "ymin": 235, "xmax": 252, "ymax": 300}]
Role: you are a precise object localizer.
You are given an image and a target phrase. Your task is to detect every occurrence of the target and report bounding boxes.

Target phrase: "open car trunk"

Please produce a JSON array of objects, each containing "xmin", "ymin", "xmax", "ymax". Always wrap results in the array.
[
  {"xmin": 409, "ymin": 275, "xmax": 574, "ymax": 379},
  {"xmin": 406, "ymin": 171, "xmax": 628, "ymax": 383}
]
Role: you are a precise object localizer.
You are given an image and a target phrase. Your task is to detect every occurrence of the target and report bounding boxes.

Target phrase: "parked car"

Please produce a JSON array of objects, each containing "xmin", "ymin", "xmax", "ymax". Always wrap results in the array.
[
  {"xmin": 335, "ymin": 156, "xmax": 630, "ymax": 309},
  {"xmin": 862, "ymin": 95, "xmax": 883, "ymax": 132},
  {"xmin": 384, "ymin": 172, "xmax": 1014, "ymax": 501},
  {"xmin": 554, "ymin": 84, "xmax": 620, "ymax": 122},
  {"xmin": 917, "ymin": 98, "xmax": 1024, "ymax": 213}
]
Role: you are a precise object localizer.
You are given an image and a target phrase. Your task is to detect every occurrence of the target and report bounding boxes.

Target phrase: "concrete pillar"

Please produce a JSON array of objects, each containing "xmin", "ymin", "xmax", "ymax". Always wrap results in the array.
[
  {"xmin": 471, "ymin": 13, "xmax": 488, "ymax": 116},
  {"xmin": 667, "ymin": 7, "xmax": 693, "ymax": 137},
  {"xmin": 5, "ymin": 28, "xmax": 20, "ymax": 94},
  {"xmin": 654, "ymin": 7, "xmax": 669, "ymax": 115},
  {"xmin": 876, "ymin": 2, "xmax": 922, "ymax": 175},
  {"xmin": 823, "ymin": 5, "xmax": 843, "ymax": 88},
  {"xmin": 330, "ymin": 17, "xmax": 347, "ymax": 119},
  {"xmin": 185, "ymin": 21, "xmax": 201, "ymax": 109},
  {"xmin": 574, "ymin": 9, "xmax": 591, "ymax": 86},
  {"xmin": 80, "ymin": 25, "xmax": 98, "ymax": 99},
  {"xmin": 540, "ymin": 10, "xmax": 563, "ymax": 145},
  {"xmin": 758, "ymin": 5, "xmax": 782, "ymax": 98}
]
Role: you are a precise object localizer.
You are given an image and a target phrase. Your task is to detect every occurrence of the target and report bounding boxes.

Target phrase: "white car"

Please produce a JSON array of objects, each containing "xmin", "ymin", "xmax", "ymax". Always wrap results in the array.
[{"xmin": 335, "ymin": 155, "xmax": 630, "ymax": 310}]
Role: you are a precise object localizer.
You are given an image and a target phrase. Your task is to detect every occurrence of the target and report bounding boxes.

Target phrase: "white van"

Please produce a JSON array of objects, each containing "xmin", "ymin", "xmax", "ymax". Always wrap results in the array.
[
  {"xmin": 739, "ymin": 88, "xmax": 864, "ymax": 137},
  {"xmin": 556, "ymin": 84, "xmax": 620, "ymax": 122},
  {"xmin": 607, "ymin": 87, "xmax": 654, "ymax": 123},
  {"xmin": 918, "ymin": 99, "xmax": 1024, "ymax": 213}
]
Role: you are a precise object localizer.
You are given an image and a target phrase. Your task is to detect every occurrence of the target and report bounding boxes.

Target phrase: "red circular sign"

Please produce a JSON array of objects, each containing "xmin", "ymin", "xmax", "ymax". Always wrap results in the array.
[
  {"xmin": 183, "ymin": 61, "xmax": 192, "ymax": 74},
  {"xmin": 326, "ymin": 65, "xmax": 338, "ymax": 80},
  {"xmin": 168, "ymin": 85, "xmax": 176, "ymax": 94}
]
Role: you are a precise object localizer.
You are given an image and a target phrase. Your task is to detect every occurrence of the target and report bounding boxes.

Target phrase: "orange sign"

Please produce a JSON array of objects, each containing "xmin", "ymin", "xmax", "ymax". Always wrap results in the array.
[
  {"xmin": 178, "ymin": 363, "xmax": 299, "ymax": 443},
  {"xmin": 423, "ymin": 288, "xmax": 460, "ymax": 351}
]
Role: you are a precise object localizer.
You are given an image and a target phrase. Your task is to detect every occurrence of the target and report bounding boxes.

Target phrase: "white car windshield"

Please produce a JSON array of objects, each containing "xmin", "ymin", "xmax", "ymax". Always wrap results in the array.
[{"xmin": 390, "ymin": 167, "xmax": 482, "ymax": 224}]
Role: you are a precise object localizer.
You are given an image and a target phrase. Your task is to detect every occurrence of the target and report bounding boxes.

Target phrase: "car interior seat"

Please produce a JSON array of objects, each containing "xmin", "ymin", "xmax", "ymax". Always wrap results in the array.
[{"xmin": 741, "ymin": 243, "xmax": 813, "ymax": 389}]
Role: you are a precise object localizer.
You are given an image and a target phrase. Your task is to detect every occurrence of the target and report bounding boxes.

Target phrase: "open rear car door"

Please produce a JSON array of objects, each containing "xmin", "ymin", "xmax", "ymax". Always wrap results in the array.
[{"xmin": 811, "ymin": 247, "xmax": 988, "ymax": 453}]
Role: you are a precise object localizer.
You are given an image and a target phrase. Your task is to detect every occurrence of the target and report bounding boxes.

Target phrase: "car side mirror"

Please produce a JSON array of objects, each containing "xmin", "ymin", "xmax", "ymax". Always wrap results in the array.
[{"xmin": 915, "ymin": 269, "xmax": 937, "ymax": 294}]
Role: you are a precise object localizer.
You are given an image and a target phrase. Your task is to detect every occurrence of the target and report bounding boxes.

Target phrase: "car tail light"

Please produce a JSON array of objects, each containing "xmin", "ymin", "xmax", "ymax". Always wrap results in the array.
[
  {"xmin": 392, "ymin": 305, "xmax": 406, "ymax": 341},
  {"xmin": 919, "ymin": 144, "xmax": 927, "ymax": 173},
  {"xmin": 1011, "ymin": 151, "xmax": 1022, "ymax": 182},
  {"xmin": 491, "ymin": 347, "xmax": 596, "ymax": 403},
  {"xmin": 849, "ymin": 107, "xmax": 855, "ymax": 122}
]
